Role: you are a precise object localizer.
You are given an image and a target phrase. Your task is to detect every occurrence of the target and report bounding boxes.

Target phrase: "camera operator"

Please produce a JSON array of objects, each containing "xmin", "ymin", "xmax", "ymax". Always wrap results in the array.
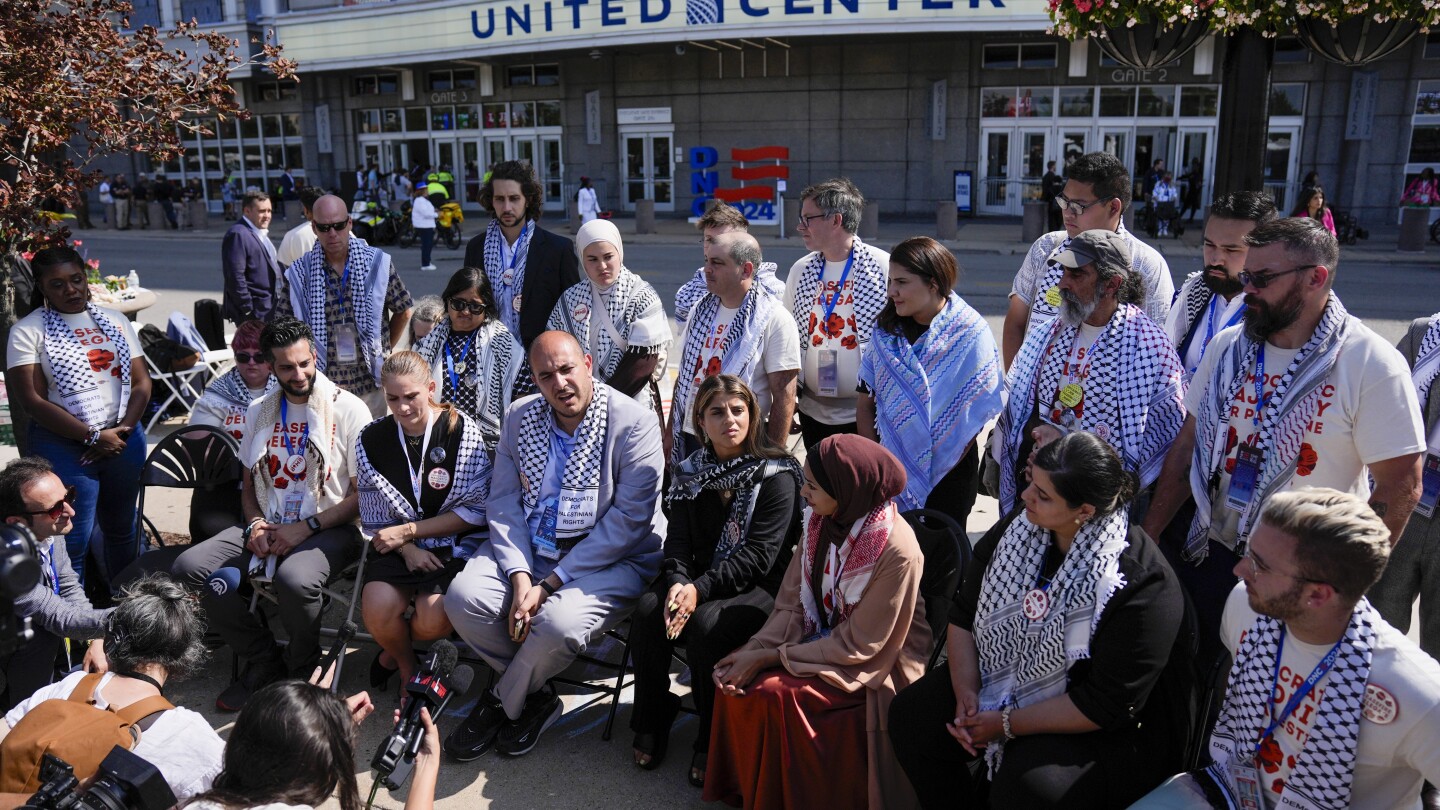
[
  {"xmin": 0, "ymin": 574, "xmax": 224, "ymax": 803},
  {"xmin": 0, "ymin": 457, "xmax": 110, "ymax": 709},
  {"xmin": 185, "ymin": 680, "xmax": 440, "ymax": 810}
]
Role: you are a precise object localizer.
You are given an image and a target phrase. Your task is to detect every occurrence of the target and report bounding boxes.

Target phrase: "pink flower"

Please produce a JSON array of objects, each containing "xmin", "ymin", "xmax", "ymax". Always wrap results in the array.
[
  {"xmin": 72, "ymin": 240, "xmax": 83, "ymax": 247},
  {"xmin": 20, "ymin": 251, "xmax": 34, "ymax": 261},
  {"xmin": 86, "ymin": 258, "xmax": 100, "ymax": 269}
]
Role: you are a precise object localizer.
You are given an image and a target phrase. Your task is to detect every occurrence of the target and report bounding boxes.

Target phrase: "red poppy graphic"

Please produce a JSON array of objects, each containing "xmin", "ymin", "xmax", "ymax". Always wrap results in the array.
[
  {"xmin": 1271, "ymin": 778, "xmax": 1286, "ymax": 795},
  {"xmin": 110, "ymin": 366, "xmax": 122, "ymax": 378},
  {"xmin": 808, "ymin": 312, "xmax": 818, "ymax": 335},
  {"xmin": 704, "ymin": 356, "xmax": 722, "ymax": 378},
  {"xmin": 274, "ymin": 476, "xmax": 289, "ymax": 489},
  {"xmin": 824, "ymin": 313, "xmax": 845, "ymax": 338},
  {"xmin": 87, "ymin": 349, "xmax": 114, "ymax": 372},
  {"xmin": 841, "ymin": 335, "xmax": 858, "ymax": 350},
  {"xmin": 230, "ymin": 429, "xmax": 243, "ymax": 440},
  {"xmin": 847, "ymin": 315, "xmax": 856, "ymax": 328},
  {"xmin": 267, "ymin": 456, "xmax": 281, "ymax": 477},
  {"xmin": 1224, "ymin": 427, "xmax": 1240, "ymax": 474},
  {"xmin": 1295, "ymin": 443, "xmax": 1318, "ymax": 476},
  {"xmin": 812, "ymin": 335, "xmax": 824, "ymax": 347},
  {"xmin": 1257, "ymin": 736, "xmax": 1283, "ymax": 774}
]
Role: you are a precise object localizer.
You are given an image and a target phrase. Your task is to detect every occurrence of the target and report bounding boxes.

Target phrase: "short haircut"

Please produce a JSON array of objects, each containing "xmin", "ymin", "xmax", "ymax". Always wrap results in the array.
[
  {"xmin": 260, "ymin": 317, "xmax": 314, "ymax": 361},
  {"xmin": 1259, "ymin": 489, "xmax": 1390, "ymax": 601},
  {"xmin": 1065, "ymin": 152, "xmax": 1132, "ymax": 209},
  {"xmin": 231, "ymin": 319, "xmax": 266, "ymax": 351},
  {"xmin": 528, "ymin": 330, "xmax": 584, "ymax": 366},
  {"xmin": 105, "ymin": 574, "xmax": 208, "ymax": 680},
  {"xmin": 479, "ymin": 160, "xmax": 543, "ymax": 221},
  {"xmin": 30, "ymin": 246, "xmax": 83, "ymax": 279},
  {"xmin": 299, "ymin": 186, "xmax": 327, "ymax": 212},
  {"xmin": 1207, "ymin": 190, "xmax": 1279, "ymax": 227},
  {"xmin": 241, "ymin": 191, "xmax": 270, "ymax": 211},
  {"xmin": 722, "ymin": 232, "xmax": 762, "ymax": 269},
  {"xmin": 0, "ymin": 457, "xmax": 54, "ymax": 519},
  {"xmin": 800, "ymin": 178, "xmax": 865, "ymax": 234},
  {"xmin": 1244, "ymin": 217, "xmax": 1340, "ymax": 278},
  {"xmin": 696, "ymin": 201, "xmax": 749, "ymax": 233}
]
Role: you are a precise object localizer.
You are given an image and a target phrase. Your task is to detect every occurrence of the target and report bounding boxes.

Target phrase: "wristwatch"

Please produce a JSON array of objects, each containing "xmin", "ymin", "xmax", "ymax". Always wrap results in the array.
[{"xmin": 305, "ymin": 515, "xmax": 323, "ymax": 534}]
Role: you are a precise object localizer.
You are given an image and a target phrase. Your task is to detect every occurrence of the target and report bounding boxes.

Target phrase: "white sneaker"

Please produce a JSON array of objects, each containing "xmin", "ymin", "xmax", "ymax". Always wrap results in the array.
[{"xmin": 421, "ymin": 264, "xmax": 438, "ymax": 271}]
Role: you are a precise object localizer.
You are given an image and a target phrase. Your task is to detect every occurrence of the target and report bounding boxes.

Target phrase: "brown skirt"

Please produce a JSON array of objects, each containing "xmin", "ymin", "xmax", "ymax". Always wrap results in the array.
[{"xmin": 704, "ymin": 669, "xmax": 868, "ymax": 810}]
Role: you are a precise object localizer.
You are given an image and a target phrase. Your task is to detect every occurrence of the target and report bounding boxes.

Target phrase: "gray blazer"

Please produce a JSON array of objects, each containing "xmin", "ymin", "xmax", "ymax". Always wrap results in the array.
[
  {"xmin": 1398, "ymin": 317, "xmax": 1440, "ymax": 542},
  {"xmin": 489, "ymin": 384, "xmax": 666, "ymax": 583},
  {"xmin": 13, "ymin": 537, "xmax": 111, "ymax": 639}
]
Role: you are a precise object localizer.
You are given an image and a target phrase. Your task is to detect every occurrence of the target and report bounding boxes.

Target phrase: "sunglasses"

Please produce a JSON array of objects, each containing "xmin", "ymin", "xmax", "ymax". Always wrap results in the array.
[
  {"xmin": 1238, "ymin": 264, "xmax": 1316, "ymax": 290},
  {"xmin": 233, "ymin": 351, "xmax": 265, "ymax": 365},
  {"xmin": 313, "ymin": 218, "xmax": 351, "ymax": 234},
  {"xmin": 24, "ymin": 486, "xmax": 76, "ymax": 520},
  {"xmin": 448, "ymin": 298, "xmax": 487, "ymax": 315}
]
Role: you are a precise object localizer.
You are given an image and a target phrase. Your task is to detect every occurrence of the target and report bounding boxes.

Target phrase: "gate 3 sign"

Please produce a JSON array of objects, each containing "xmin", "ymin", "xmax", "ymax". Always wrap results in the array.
[{"xmin": 689, "ymin": 145, "xmax": 789, "ymax": 224}]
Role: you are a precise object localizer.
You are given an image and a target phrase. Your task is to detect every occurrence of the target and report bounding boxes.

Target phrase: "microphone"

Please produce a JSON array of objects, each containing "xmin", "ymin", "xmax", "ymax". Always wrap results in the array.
[
  {"xmin": 205, "ymin": 567, "xmax": 242, "ymax": 597},
  {"xmin": 372, "ymin": 640, "xmax": 472, "ymax": 790}
]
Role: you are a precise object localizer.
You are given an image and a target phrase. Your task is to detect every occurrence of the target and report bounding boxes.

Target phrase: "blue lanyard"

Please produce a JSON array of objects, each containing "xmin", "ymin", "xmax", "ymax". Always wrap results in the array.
[
  {"xmin": 1198, "ymin": 295, "xmax": 1246, "ymax": 371},
  {"xmin": 279, "ymin": 399, "xmax": 309, "ymax": 459},
  {"xmin": 43, "ymin": 545, "xmax": 58, "ymax": 595},
  {"xmin": 443, "ymin": 332, "xmax": 477, "ymax": 391},
  {"xmin": 324, "ymin": 260, "xmax": 351, "ymax": 318},
  {"xmin": 1252, "ymin": 346, "xmax": 1268, "ymax": 431},
  {"xmin": 505, "ymin": 223, "xmax": 530, "ymax": 272},
  {"xmin": 1254, "ymin": 628, "xmax": 1343, "ymax": 757},
  {"xmin": 820, "ymin": 245, "xmax": 857, "ymax": 325}
]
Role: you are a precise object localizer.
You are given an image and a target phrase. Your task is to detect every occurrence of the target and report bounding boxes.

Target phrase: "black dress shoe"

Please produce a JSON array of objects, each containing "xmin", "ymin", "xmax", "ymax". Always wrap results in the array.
[
  {"xmin": 444, "ymin": 690, "xmax": 508, "ymax": 762},
  {"xmin": 216, "ymin": 657, "xmax": 285, "ymax": 713}
]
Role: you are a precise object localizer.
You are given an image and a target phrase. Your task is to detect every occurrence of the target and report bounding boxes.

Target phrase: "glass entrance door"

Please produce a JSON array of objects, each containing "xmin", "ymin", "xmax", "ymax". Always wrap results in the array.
[
  {"xmin": 1178, "ymin": 128, "xmax": 1212, "ymax": 215},
  {"xmin": 620, "ymin": 130, "xmax": 675, "ymax": 212},
  {"xmin": 1265, "ymin": 126, "xmax": 1300, "ymax": 212},
  {"xmin": 980, "ymin": 130, "xmax": 1011, "ymax": 214}
]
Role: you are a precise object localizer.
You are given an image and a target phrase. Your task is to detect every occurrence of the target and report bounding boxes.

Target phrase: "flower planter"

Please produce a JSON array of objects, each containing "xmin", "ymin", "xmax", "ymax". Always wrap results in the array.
[
  {"xmin": 1095, "ymin": 18, "xmax": 1210, "ymax": 69},
  {"xmin": 1293, "ymin": 15, "xmax": 1421, "ymax": 66}
]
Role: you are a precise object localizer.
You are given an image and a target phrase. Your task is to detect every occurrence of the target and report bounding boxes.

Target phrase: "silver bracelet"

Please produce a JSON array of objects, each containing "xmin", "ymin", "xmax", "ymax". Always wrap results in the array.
[{"xmin": 1001, "ymin": 705, "xmax": 1017, "ymax": 741}]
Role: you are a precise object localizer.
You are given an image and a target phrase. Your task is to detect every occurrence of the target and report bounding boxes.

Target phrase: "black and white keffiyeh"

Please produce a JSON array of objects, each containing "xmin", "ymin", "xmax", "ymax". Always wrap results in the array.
[
  {"xmin": 205, "ymin": 367, "xmax": 277, "ymax": 410},
  {"xmin": 973, "ymin": 507, "xmax": 1130, "ymax": 775},
  {"xmin": 413, "ymin": 317, "xmax": 521, "ymax": 451},
  {"xmin": 674, "ymin": 261, "xmax": 784, "ymax": 334},
  {"xmin": 355, "ymin": 410, "xmax": 492, "ymax": 551},
  {"xmin": 514, "ymin": 383, "xmax": 611, "ymax": 551},
  {"xmin": 1184, "ymin": 294, "xmax": 1353, "ymax": 561},
  {"xmin": 482, "ymin": 218, "xmax": 535, "ymax": 337},
  {"xmin": 1204, "ymin": 600, "xmax": 1379, "ymax": 810},
  {"xmin": 666, "ymin": 449, "xmax": 801, "ymax": 562},
  {"xmin": 997, "ymin": 304, "xmax": 1186, "ymax": 514},
  {"xmin": 1412, "ymin": 313, "xmax": 1440, "ymax": 415},
  {"xmin": 244, "ymin": 372, "xmax": 344, "ymax": 519},
  {"xmin": 788, "ymin": 237, "xmax": 888, "ymax": 362},
  {"xmin": 546, "ymin": 267, "xmax": 671, "ymax": 381},
  {"xmin": 1174, "ymin": 271, "xmax": 1211, "ymax": 343},
  {"xmin": 41, "ymin": 302, "xmax": 133, "ymax": 430},
  {"xmin": 285, "ymin": 238, "xmax": 389, "ymax": 384}
]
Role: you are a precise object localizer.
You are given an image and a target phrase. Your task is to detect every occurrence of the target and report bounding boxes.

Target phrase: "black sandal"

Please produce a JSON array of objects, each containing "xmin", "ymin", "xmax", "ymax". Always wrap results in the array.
[
  {"xmin": 632, "ymin": 693, "xmax": 681, "ymax": 770},
  {"xmin": 369, "ymin": 650, "xmax": 399, "ymax": 689},
  {"xmin": 688, "ymin": 750, "xmax": 707, "ymax": 788}
]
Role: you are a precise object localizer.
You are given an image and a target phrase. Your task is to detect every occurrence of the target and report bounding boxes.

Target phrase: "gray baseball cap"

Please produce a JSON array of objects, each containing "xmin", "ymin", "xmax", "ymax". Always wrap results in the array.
[{"xmin": 1053, "ymin": 229, "xmax": 1131, "ymax": 275}]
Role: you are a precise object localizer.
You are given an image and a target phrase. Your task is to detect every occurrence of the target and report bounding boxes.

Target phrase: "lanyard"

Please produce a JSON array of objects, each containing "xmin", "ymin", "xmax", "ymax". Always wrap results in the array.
[
  {"xmin": 820, "ymin": 244, "xmax": 857, "ymax": 325},
  {"xmin": 1253, "ymin": 346, "xmax": 1269, "ymax": 431},
  {"xmin": 324, "ymin": 259, "xmax": 351, "ymax": 318},
  {"xmin": 503, "ymin": 222, "xmax": 530, "ymax": 275},
  {"xmin": 41, "ymin": 543, "xmax": 59, "ymax": 595},
  {"xmin": 278, "ymin": 399, "xmax": 309, "ymax": 460},
  {"xmin": 443, "ymin": 332, "xmax": 477, "ymax": 391},
  {"xmin": 1062, "ymin": 324, "xmax": 1107, "ymax": 383},
  {"xmin": 396, "ymin": 409, "xmax": 437, "ymax": 507},
  {"xmin": 1197, "ymin": 295, "xmax": 1245, "ymax": 372},
  {"xmin": 1254, "ymin": 628, "xmax": 1343, "ymax": 757}
]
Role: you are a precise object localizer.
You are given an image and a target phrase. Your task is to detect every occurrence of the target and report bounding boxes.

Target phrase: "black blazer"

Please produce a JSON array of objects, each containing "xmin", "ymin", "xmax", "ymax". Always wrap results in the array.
[
  {"xmin": 463, "ymin": 223, "xmax": 579, "ymax": 349},
  {"xmin": 221, "ymin": 220, "xmax": 279, "ymax": 323}
]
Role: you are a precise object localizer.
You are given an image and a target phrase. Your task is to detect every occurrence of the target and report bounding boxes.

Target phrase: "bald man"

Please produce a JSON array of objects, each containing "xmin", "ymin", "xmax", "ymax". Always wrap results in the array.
[
  {"xmin": 444, "ymin": 331, "xmax": 665, "ymax": 759},
  {"xmin": 666, "ymin": 230, "xmax": 799, "ymax": 466},
  {"xmin": 274, "ymin": 194, "xmax": 413, "ymax": 416}
]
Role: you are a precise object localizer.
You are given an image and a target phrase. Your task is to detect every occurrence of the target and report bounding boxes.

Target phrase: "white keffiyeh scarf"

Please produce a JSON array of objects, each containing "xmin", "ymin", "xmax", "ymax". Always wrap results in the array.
[
  {"xmin": 998, "ymin": 304, "xmax": 1186, "ymax": 514},
  {"xmin": 1412, "ymin": 314, "xmax": 1440, "ymax": 416},
  {"xmin": 674, "ymin": 261, "xmax": 783, "ymax": 334},
  {"xmin": 666, "ymin": 449, "xmax": 802, "ymax": 562},
  {"xmin": 671, "ymin": 283, "xmax": 780, "ymax": 467},
  {"xmin": 788, "ymin": 237, "xmax": 888, "ymax": 363},
  {"xmin": 973, "ymin": 508, "xmax": 1130, "ymax": 775},
  {"xmin": 1185, "ymin": 294, "xmax": 1353, "ymax": 561},
  {"xmin": 864, "ymin": 294, "xmax": 1004, "ymax": 511},
  {"xmin": 243, "ymin": 373, "xmax": 344, "ymax": 521},
  {"xmin": 798, "ymin": 502, "xmax": 894, "ymax": 641},
  {"xmin": 42, "ymin": 302, "xmax": 133, "ymax": 430},
  {"xmin": 514, "ymin": 383, "xmax": 611, "ymax": 551},
  {"xmin": 285, "ymin": 238, "xmax": 389, "ymax": 384},
  {"xmin": 355, "ymin": 410, "xmax": 492, "ymax": 552},
  {"xmin": 413, "ymin": 317, "xmax": 520, "ymax": 451},
  {"xmin": 1204, "ymin": 600, "xmax": 1378, "ymax": 810},
  {"xmin": 546, "ymin": 267, "xmax": 671, "ymax": 381},
  {"xmin": 483, "ymin": 218, "xmax": 535, "ymax": 337}
]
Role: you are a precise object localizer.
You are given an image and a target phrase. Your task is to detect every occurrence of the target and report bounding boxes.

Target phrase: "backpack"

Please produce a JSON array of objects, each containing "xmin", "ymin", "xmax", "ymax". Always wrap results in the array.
[{"xmin": 0, "ymin": 673, "xmax": 173, "ymax": 793}]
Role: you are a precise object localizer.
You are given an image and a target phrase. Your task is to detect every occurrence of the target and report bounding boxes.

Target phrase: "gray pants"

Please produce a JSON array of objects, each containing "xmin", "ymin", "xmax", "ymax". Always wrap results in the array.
[
  {"xmin": 1369, "ymin": 513, "xmax": 1440, "ymax": 661},
  {"xmin": 172, "ymin": 524, "xmax": 362, "ymax": 673},
  {"xmin": 443, "ymin": 544, "xmax": 647, "ymax": 719}
]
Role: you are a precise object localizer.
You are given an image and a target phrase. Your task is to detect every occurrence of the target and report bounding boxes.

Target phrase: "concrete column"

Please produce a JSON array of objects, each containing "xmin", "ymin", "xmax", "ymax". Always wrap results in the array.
[
  {"xmin": 860, "ymin": 202, "xmax": 880, "ymax": 241},
  {"xmin": 1398, "ymin": 207, "xmax": 1428, "ymax": 253},
  {"xmin": 104, "ymin": 204, "xmax": 117, "ymax": 230},
  {"xmin": 936, "ymin": 201, "xmax": 958, "ymax": 241},
  {"xmin": 635, "ymin": 199, "xmax": 656, "ymax": 234},
  {"xmin": 147, "ymin": 202, "xmax": 167, "ymax": 230},
  {"xmin": 189, "ymin": 200, "xmax": 211, "ymax": 230}
]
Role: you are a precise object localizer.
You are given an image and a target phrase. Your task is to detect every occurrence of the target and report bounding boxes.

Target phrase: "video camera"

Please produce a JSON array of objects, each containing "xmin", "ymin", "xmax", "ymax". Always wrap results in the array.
[
  {"xmin": 22, "ymin": 747, "xmax": 177, "ymax": 810},
  {"xmin": 0, "ymin": 523, "xmax": 43, "ymax": 658}
]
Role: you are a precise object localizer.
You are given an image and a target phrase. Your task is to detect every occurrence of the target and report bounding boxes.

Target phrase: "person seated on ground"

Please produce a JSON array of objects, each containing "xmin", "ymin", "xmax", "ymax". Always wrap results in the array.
[
  {"xmin": 185, "ymin": 680, "xmax": 442, "ymax": 810},
  {"xmin": 1132, "ymin": 489, "xmax": 1440, "ymax": 810},
  {"xmin": 705, "ymin": 434, "xmax": 930, "ymax": 810},
  {"xmin": 0, "ymin": 575, "xmax": 224, "ymax": 803},
  {"xmin": 547, "ymin": 218, "xmax": 672, "ymax": 420},
  {"xmin": 442, "ymin": 331, "xmax": 665, "ymax": 760},
  {"xmin": 629, "ymin": 374, "xmax": 801, "ymax": 786},
  {"xmin": 187, "ymin": 318, "xmax": 276, "ymax": 542},
  {"xmin": 0, "ymin": 457, "xmax": 110, "ymax": 710},
  {"xmin": 889, "ymin": 431, "xmax": 1191, "ymax": 809},
  {"xmin": 412, "ymin": 267, "xmax": 523, "ymax": 453},
  {"xmin": 172, "ymin": 317, "xmax": 371, "ymax": 712},
  {"xmin": 357, "ymin": 351, "xmax": 492, "ymax": 698},
  {"xmin": 857, "ymin": 236, "xmax": 1003, "ymax": 530},
  {"xmin": 396, "ymin": 295, "xmax": 444, "ymax": 353}
]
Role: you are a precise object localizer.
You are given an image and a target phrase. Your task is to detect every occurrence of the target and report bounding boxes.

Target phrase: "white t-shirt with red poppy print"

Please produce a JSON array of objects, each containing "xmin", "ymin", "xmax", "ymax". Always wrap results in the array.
[
  {"xmin": 239, "ymin": 389, "xmax": 371, "ymax": 523},
  {"xmin": 1184, "ymin": 323, "xmax": 1425, "ymax": 547},
  {"xmin": 784, "ymin": 251, "xmax": 889, "ymax": 426},
  {"xmin": 7, "ymin": 307, "xmax": 142, "ymax": 428}
]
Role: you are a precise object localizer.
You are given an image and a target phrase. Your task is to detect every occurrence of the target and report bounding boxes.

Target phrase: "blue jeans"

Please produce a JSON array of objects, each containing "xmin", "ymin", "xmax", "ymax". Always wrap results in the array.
[
  {"xmin": 417, "ymin": 227, "xmax": 435, "ymax": 266},
  {"xmin": 29, "ymin": 421, "xmax": 147, "ymax": 585}
]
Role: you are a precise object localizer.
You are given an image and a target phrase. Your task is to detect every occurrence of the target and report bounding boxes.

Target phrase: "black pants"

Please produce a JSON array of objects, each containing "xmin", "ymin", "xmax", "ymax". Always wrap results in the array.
[
  {"xmin": 1, "ymin": 629, "xmax": 64, "ymax": 711},
  {"xmin": 924, "ymin": 440, "xmax": 981, "ymax": 529},
  {"xmin": 628, "ymin": 581, "xmax": 773, "ymax": 752},
  {"xmin": 798, "ymin": 411, "xmax": 855, "ymax": 452},
  {"xmin": 1157, "ymin": 499, "xmax": 1239, "ymax": 667}
]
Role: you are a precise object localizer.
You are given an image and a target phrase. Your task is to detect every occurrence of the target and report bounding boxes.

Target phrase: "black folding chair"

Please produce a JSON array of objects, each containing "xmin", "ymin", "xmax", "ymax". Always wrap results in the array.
[
  {"xmin": 134, "ymin": 424, "xmax": 243, "ymax": 555},
  {"xmin": 902, "ymin": 509, "xmax": 971, "ymax": 669}
]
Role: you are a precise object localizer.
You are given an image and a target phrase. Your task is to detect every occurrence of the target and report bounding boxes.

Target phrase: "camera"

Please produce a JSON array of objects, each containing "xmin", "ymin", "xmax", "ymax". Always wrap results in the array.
[
  {"xmin": 23, "ymin": 747, "xmax": 177, "ymax": 810},
  {"xmin": 0, "ymin": 523, "xmax": 43, "ymax": 658}
]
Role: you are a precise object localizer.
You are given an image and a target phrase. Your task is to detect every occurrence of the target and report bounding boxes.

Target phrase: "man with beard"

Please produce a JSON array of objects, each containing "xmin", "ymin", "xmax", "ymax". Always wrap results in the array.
[
  {"xmin": 994, "ymin": 228, "xmax": 1185, "ymax": 519},
  {"xmin": 1164, "ymin": 191, "xmax": 1278, "ymax": 383},
  {"xmin": 1131, "ymin": 490, "xmax": 1440, "ymax": 810},
  {"xmin": 1142, "ymin": 217, "xmax": 1424, "ymax": 654},
  {"xmin": 171, "ymin": 318, "xmax": 372, "ymax": 711}
]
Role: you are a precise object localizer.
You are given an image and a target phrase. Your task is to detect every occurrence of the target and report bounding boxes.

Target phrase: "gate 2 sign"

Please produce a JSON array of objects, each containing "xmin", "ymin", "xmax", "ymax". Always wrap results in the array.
[{"xmin": 689, "ymin": 145, "xmax": 789, "ymax": 224}]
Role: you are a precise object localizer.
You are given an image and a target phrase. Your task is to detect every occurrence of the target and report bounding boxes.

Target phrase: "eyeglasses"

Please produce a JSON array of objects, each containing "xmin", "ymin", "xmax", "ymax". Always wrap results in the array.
[
  {"xmin": 1053, "ymin": 194, "xmax": 1117, "ymax": 218},
  {"xmin": 23, "ymin": 486, "xmax": 76, "ymax": 521},
  {"xmin": 313, "ymin": 218, "xmax": 351, "ymax": 234},
  {"xmin": 1241, "ymin": 547, "xmax": 1327, "ymax": 585},
  {"xmin": 1238, "ymin": 265, "xmax": 1316, "ymax": 290},
  {"xmin": 447, "ymin": 298, "xmax": 487, "ymax": 315},
  {"xmin": 233, "ymin": 352, "xmax": 265, "ymax": 365},
  {"xmin": 796, "ymin": 212, "xmax": 832, "ymax": 230}
]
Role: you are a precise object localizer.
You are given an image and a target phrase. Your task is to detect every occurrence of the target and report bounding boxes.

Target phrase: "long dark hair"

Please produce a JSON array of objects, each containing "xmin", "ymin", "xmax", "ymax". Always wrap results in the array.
[
  {"xmin": 877, "ymin": 237, "xmax": 956, "ymax": 336},
  {"xmin": 1032, "ymin": 432, "xmax": 1138, "ymax": 519},
  {"xmin": 441, "ymin": 266, "xmax": 500, "ymax": 322},
  {"xmin": 28, "ymin": 246, "xmax": 86, "ymax": 312},
  {"xmin": 1292, "ymin": 186, "xmax": 1329, "ymax": 218},
  {"xmin": 187, "ymin": 681, "xmax": 361, "ymax": 810},
  {"xmin": 691, "ymin": 374, "xmax": 791, "ymax": 461}
]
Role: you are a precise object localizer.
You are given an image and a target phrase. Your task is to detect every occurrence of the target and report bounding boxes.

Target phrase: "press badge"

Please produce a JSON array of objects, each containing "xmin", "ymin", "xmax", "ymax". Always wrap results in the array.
[
  {"xmin": 1416, "ymin": 454, "xmax": 1440, "ymax": 519},
  {"xmin": 1226, "ymin": 443, "xmax": 1264, "ymax": 512},
  {"xmin": 533, "ymin": 498, "xmax": 561, "ymax": 560},
  {"xmin": 817, "ymin": 349, "xmax": 839, "ymax": 397},
  {"xmin": 335, "ymin": 325, "xmax": 359, "ymax": 364},
  {"xmin": 1230, "ymin": 762, "xmax": 1264, "ymax": 810},
  {"xmin": 282, "ymin": 487, "xmax": 305, "ymax": 524}
]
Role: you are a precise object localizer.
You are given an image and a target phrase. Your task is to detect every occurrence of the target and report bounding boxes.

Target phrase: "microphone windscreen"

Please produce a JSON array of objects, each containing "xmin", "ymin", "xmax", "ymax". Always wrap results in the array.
[
  {"xmin": 206, "ymin": 567, "xmax": 243, "ymax": 597},
  {"xmin": 430, "ymin": 639, "xmax": 459, "ymax": 678},
  {"xmin": 449, "ymin": 665, "xmax": 475, "ymax": 696}
]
